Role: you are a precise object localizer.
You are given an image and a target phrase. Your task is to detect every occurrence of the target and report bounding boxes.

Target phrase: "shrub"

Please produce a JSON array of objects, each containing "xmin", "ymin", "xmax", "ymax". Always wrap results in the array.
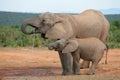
[
  {"xmin": 0, "ymin": 26, "xmax": 54, "ymax": 47},
  {"xmin": 108, "ymin": 21, "xmax": 120, "ymax": 48}
]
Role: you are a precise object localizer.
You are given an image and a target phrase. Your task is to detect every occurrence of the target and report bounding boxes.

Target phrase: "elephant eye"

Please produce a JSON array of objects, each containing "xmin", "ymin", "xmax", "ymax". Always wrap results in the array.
[{"xmin": 42, "ymin": 18, "xmax": 50, "ymax": 22}]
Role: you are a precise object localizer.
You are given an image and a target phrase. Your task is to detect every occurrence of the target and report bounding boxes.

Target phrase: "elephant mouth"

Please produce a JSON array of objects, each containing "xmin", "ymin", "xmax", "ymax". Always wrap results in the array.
[
  {"xmin": 41, "ymin": 33, "xmax": 48, "ymax": 39},
  {"xmin": 34, "ymin": 24, "xmax": 61, "ymax": 40},
  {"xmin": 28, "ymin": 26, "xmax": 48, "ymax": 39}
]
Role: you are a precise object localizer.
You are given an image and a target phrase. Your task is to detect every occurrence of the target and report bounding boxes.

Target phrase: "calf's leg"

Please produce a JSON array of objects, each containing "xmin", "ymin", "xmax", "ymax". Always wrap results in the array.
[{"xmin": 59, "ymin": 51, "xmax": 73, "ymax": 75}]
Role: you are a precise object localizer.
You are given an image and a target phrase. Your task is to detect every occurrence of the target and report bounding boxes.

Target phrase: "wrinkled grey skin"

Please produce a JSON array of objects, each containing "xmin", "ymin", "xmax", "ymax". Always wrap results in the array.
[
  {"xmin": 48, "ymin": 40, "xmax": 73, "ymax": 74},
  {"xmin": 48, "ymin": 39, "xmax": 74, "ymax": 75},
  {"xmin": 21, "ymin": 9, "xmax": 109, "ymax": 75},
  {"xmin": 48, "ymin": 38, "xmax": 108, "ymax": 75}
]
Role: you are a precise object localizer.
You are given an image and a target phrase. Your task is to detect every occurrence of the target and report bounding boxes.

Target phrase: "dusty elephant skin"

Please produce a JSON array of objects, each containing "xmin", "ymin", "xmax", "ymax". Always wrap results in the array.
[
  {"xmin": 48, "ymin": 38, "xmax": 108, "ymax": 75},
  {"xmin": 21, "ymin": 9, "xmax": 110, "ymax": 75}
]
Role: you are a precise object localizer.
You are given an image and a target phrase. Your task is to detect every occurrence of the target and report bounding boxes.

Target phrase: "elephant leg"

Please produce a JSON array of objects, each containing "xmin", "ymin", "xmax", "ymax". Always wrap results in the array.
[
  {"xmin": 86, "ymin": 61, "xmax": 98, "ymax": 75},
  {"xmin": 58, "ymin": 51, "xmax": 73, "ymax": 75},
  {"xmin": 72, "ymin": 50, "xmax": 80, "ymax": 75},
  {"xmin": 80, "ymin": 60, "xmax": 90, "ymax": 69},
  {"xmin": 73, "ymin": 55, "xmax": 80, "ymax": 75}
]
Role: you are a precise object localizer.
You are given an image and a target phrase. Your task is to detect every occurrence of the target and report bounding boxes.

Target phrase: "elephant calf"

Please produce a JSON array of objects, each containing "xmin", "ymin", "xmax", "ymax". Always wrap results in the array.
[{"xmin": 48, "ymin": 38, "xmax": 108, "ymax": 75}]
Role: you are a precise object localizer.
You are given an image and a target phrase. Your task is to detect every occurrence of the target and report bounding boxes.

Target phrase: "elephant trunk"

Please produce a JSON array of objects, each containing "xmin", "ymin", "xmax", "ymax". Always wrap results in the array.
[
  {"xmin": 48, "ymin": 46, "xmax": 54, "ymax": 50},
  {"xmin": 48, "ymin": 43, "xmax": 55, "ymax": 50},
  {"xmin": 48, "ymin": 43, "xmax": 57, "ymax": 50},
  {"xmin": 21, "ymin": 22, "xmax": 35, "ymax": 35}
]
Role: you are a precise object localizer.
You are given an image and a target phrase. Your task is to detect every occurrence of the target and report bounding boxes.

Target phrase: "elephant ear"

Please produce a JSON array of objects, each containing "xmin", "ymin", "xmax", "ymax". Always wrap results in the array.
[
  {"xmin": 53, "ymin": 15, "xmax": 63, "ymax": 23},
  {"xmin": 62, "ymin": 39, "xmax": 79, "ymax": 53},
  {"xmin": 45, "ymin": 16, "xmax": 73, "ymax": 39},
  {"xmin": 45, "ymin": 23, "xmax": 67, "ymax": 39}
]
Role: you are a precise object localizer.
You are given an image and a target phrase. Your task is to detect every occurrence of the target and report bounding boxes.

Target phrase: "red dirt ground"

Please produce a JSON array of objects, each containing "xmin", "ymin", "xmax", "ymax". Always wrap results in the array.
[{"xmin": 0, "ymin": 47, "xmax": 120, "ymax": 78}]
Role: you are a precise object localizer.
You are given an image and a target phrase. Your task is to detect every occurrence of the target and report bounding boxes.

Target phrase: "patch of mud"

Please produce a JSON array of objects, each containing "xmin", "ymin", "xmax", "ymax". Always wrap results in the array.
[{"xmin": 0, "ymin": 67, "xmax": 61, "ymax": 78}]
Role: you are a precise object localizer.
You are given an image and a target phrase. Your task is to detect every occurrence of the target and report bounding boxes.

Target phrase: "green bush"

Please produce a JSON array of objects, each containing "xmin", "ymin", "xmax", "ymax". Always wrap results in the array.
[
  {"xmin": 0, "ymin": 26, "xmax": 54, "ymax": 47},
  {"xmin": 108, "ymin": 21, "xmax": 120, "ymax": 48}
]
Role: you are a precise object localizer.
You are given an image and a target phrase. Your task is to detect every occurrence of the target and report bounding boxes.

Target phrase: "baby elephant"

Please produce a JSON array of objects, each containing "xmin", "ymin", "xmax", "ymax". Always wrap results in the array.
[{"xmin": 48, "ymin": 38, "xmax": 108, "ymax": 75}]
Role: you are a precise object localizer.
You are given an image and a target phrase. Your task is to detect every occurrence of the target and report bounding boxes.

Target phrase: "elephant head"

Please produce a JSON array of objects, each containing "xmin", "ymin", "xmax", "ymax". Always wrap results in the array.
[
  {"xmin": 48, "ymin": 39, "xmax": 78, "ymax": 53},
  {"xmin": 21, "ymin": 12, "xmax": 73, "ymax": 39}
]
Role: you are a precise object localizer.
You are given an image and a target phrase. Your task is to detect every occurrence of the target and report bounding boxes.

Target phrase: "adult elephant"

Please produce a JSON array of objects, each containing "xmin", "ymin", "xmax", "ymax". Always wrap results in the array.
[{"xmin": 21, "ymin": 9, "xmax": 110, "ymax": 75}]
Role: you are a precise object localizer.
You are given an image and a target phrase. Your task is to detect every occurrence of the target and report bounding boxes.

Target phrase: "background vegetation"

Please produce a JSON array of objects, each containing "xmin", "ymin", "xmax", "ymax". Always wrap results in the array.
[
  {"xmin": 109, "ymin": 21, "xmax": 120, "ymax": 48},
  {"xmin": 0, "ymin": 26, "xmax": 55, "ymax": 47},
  {"xmin": 0, "ymin": 11, "xmax": 120, "ymax": 26},
  {"xmin": 0, "ymin": 11, "xmax": 120, "ymax": 48}
]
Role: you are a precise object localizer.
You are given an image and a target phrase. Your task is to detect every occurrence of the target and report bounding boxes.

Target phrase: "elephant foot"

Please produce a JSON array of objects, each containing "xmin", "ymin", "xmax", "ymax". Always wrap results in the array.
[
  {"xmin": 74, "ymin": 72, "xmax": 81, "ymax": 75},
  {"xmin": 86, "ymin": 71, "xmax": 95, "ymax": 75},
  {"xmin": 62, "ymin": 72, "xmax": 73, "ymax": 75}
]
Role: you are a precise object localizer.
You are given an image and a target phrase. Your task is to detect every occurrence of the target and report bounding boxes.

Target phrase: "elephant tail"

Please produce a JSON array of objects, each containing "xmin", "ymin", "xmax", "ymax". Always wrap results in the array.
[{"xmin": 104, "ymin": 44, "xmax": 109, "ymax": 64}]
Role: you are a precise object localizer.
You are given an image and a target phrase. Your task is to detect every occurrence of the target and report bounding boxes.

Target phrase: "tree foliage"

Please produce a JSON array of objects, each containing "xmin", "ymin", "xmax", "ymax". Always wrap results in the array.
[
  {"xmin": 0, "ymin": 11, "xmax": 120, "ymax": 26},
  {"xmin": 109, "ymin": 21, "xmax": 120, "ymax": 48},
  {"xmin": 0, "ymin": 11, "xmax": 38, "ymax": 26}
]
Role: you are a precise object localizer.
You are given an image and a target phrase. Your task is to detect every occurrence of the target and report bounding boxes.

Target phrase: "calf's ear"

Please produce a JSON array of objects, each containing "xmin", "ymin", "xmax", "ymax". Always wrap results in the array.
[{"xmin": 62, "ymin": 40, "xmax": 78, "ymax": 53}]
